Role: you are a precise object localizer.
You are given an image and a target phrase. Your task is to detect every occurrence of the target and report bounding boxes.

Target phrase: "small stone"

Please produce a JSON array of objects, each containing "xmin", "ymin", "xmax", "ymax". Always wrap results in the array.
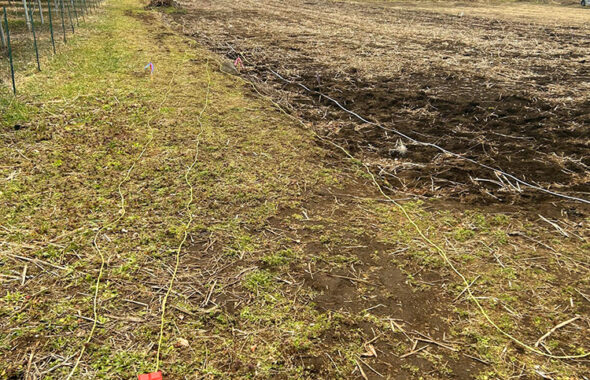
[
  {"xmin": 220, "ymin": 60, "xmax": 239, "ymax": 75},
  {"xmin": 176, "ymin": 337, "xmax": 190, "ymax": 347}
]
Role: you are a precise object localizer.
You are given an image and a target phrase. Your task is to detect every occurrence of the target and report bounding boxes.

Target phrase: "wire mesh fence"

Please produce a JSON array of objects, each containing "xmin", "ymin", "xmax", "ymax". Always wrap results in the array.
[{"xmin": 0, "ymin": 0, "xmax": 104, "ymax": 94}]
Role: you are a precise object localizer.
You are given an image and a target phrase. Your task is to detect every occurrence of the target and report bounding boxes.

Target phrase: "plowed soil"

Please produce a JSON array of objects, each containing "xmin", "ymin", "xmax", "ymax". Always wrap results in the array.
[{"xmin": 166, "ymin": 0, "xmax": 590, "ymax": 213}]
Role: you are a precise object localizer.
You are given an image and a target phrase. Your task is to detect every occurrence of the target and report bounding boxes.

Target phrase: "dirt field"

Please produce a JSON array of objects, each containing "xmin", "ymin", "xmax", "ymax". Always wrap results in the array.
[{"xmin": 167, "ymin": 0, "xmax": 590, "ymax": 211}]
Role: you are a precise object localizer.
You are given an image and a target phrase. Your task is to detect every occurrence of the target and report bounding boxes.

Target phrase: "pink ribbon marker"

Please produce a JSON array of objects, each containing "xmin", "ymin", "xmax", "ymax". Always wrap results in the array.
[
  {"xmin": 144, "ymin": 62, "xmax": 154, "ymax": 74},
  {"xmin": 234, "ymin": 57, "xmax": 244, "ymax": 71}
]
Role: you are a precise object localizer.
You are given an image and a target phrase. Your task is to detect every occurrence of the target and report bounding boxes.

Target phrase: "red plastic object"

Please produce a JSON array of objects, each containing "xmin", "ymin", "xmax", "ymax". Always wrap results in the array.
[{"xmin": 138, "ymin": 372, "xmax": 162, "ymax": 380}]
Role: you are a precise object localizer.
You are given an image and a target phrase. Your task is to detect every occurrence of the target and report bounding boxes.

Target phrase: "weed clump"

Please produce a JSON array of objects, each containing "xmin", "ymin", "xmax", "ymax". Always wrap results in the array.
[
  {"xmin": 261, "ymin": 249, "xmax": 295, "ymax": 267},
  {"xmin": 243, "ymin": 270, "xmax": 274, "ymax": 293}
]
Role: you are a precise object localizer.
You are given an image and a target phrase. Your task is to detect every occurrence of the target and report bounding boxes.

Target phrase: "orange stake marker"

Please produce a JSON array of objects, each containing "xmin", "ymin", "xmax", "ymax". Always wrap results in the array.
[{"xmin": 138, "ymin": 371, "xmax": 162, "ymax": 380}]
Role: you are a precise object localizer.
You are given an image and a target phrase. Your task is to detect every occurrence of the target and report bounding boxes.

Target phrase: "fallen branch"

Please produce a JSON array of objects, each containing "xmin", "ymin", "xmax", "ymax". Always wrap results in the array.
[
  {"xmin": 535, "ymin": 315, "xmax": 580, "ymax": 348},
  {"xmin": 453, "ymin": 275, "xmax": 480, "ymax": 302},
  {"xmin": 355, "ymin": 360, "xmax": 368, "ymax": 380},
  {"xmin": 4, "ymin": 252, "xmax": 67, "ymax": 271},
  {"xmin": 356, "ymin": 356, "xmax": 384, "ymax": 377},
  {"xmin": 538, "ymin": 215, "xmax": 569, "ymax": 237},
  {"xmin": 415, "ymin": 337, "xmax": 457, "ymax": 352},
  {"xmin": 575, "ymin": 289, "xmax": 590, "ymax": 304},
  {"xmin": 325, "ymin": 273, "xmax": 374, "ymax": 285},
  {"xmin": 400, "ymin": 345, "xmax": 427, "ymax": 358}
]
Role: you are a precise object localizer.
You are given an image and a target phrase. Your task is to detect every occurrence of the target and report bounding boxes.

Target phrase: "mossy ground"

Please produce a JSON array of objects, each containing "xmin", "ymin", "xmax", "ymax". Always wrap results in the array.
[{"xmin": 0, "ymin": 0, "xmax": 588, "ymax": 378}]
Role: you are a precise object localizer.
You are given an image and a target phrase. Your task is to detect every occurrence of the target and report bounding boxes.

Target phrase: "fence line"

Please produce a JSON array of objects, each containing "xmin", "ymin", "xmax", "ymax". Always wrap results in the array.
[{"xmin": 0, "ymin": 0, "xmax": 105, "ymax": 94}]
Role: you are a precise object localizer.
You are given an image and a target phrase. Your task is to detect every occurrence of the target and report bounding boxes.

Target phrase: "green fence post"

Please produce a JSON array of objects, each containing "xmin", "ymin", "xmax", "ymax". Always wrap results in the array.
[
  {"xmin": 59, "ymin": 0, "xmax": 66, "ymax": 42},
  {"xmin": 3, "ymin": 7, "xmax": 16, "ymax": 94},
  {"xmin": 29, "ymin": 6, "xmax": 41, "ymax": 71},
  {"xmin": 71, "ymin": 0, "xmax": 78, "ymax": 26},
  {"xmin": 47, "ymin": 0, "xmax": 56, "ymax": 53},
  {"xmin": 66, "ymin": 0, "xmax": 74, "ymax": 33}
]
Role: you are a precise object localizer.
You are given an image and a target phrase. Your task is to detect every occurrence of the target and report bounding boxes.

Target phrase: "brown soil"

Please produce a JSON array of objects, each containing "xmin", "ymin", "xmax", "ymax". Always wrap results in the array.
[
  {"xmin": 164, "ymin": 0, "xmax": 590, "ymax": 215},
  {"xmin": 264, "ymin": 183, "xmax": 487, "ymax": 379}
]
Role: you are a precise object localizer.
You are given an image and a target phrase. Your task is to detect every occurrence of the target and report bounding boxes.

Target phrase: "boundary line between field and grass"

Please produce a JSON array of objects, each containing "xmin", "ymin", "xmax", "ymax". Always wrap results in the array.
[
  {"xmin": 211, "ymin": 39, "xmax": 590, "ymax": 205},
  {"xmin": 236, "ymin": 56, "xmax": 589, "ymax": 360}
]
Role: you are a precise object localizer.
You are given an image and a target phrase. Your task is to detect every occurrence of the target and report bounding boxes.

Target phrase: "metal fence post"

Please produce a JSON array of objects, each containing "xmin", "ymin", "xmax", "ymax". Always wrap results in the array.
[
  {"xmin": 47, "ymin": 0, "xmax": 56, "ymax": 53},
  {"xmin": 29, "ymin": 6, "xmax": 41, "ymax": 71},
  {"xmin": 36, "ymin": 0, "xmax": 44, "ymax": 24},
  {"xmin": 59, "ymin": 0, "xmax": 66, "ymax": 42},
  {"xmin": 71, "ymin": 0, "xmax": 78, "ymax": 26},
  {"xmin": 3, "ymin": 7, "xmax": 16, "ymax": 94},
  {"xmin": 66, "ymin": 0, "xmax": 74, "ymax": 33}
]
